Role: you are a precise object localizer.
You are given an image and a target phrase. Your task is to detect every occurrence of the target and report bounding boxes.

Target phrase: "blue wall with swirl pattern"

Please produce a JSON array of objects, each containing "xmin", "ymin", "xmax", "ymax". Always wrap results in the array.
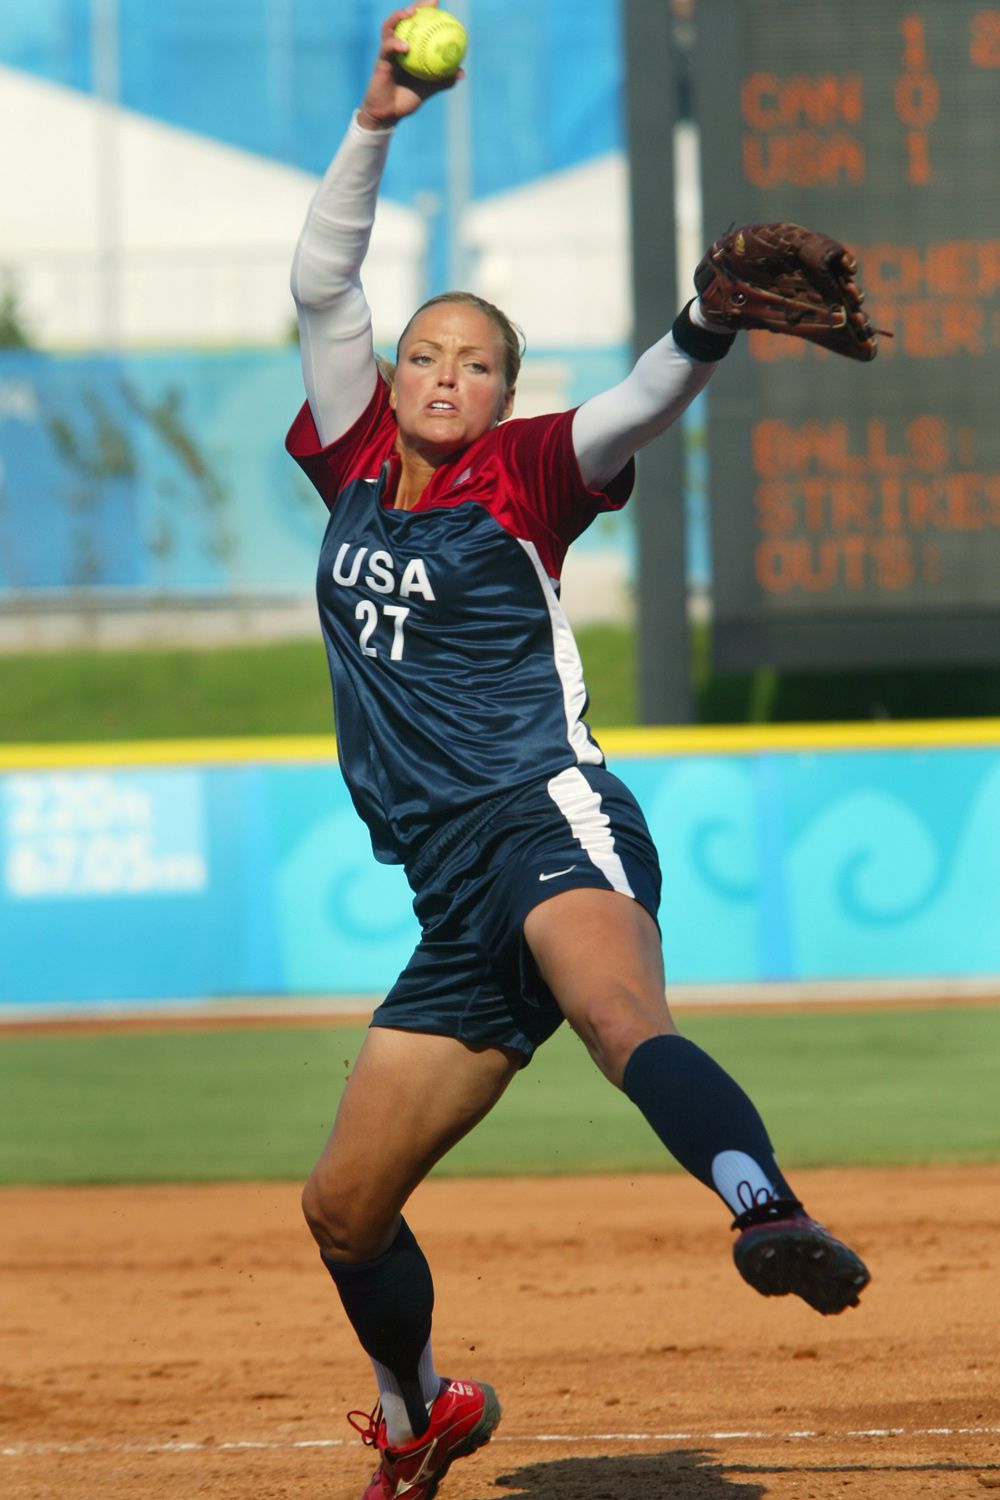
[{"xmin": 2, "ymin": 730, "xmax": 999, "ymax": 1011}]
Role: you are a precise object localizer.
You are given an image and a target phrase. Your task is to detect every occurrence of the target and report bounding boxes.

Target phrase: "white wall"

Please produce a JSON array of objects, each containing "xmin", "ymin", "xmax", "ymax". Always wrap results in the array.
[{"xmin": 1, "ymin": 66, "xmax": 424, "ymax": 349}]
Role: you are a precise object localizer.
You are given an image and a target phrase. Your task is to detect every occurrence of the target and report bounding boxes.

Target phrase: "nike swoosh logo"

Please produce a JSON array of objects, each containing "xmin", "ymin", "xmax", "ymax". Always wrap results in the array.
[{"xmin": 539, "ymin": 866, "xmax": 577, "ymax": 882}]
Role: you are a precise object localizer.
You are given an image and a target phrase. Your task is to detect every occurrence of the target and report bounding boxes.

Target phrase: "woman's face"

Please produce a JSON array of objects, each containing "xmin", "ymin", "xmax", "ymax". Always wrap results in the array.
[{"xmin": 390, "ymin": 302, "xmax": 514, "ymax": 459}]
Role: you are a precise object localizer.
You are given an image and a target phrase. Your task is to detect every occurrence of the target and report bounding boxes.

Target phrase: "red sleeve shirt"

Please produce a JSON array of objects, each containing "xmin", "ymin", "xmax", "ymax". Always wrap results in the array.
[{"xmin": 285, "ymin": 377, "xmax": 634, "ymax": 579}]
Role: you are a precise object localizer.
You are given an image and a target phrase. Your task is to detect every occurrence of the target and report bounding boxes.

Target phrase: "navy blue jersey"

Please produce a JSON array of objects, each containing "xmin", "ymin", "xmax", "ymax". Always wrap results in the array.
[{"xmin": 286, "ymin": 377, "xmax": 634, "ymax": 868}]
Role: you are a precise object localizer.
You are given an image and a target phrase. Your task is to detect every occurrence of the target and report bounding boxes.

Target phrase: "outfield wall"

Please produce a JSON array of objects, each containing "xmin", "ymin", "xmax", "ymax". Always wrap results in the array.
[{"xmin": 2, "ymin": 722, "xmax": 1000, "ymax": 1014}]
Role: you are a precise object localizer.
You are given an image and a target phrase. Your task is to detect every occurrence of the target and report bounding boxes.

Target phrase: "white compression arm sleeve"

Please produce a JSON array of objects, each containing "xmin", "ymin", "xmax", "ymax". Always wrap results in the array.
[
  {"xmin": 571, "ymin": 321, "xmax": 724, "ymax": 492},
  {"xmin": 290, "ymin": 114, "xmax": 393, "ymax": 447}
]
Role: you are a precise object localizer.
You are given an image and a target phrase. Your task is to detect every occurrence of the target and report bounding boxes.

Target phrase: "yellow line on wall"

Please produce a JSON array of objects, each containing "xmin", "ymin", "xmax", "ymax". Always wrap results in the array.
[
  {"xmin": 598, "ymin": 719, "xmax": 1000, "ymax": 756},
  {"xmin": 1, "ymin": 718, "xmax": 1000, "ymax": 771},
  {"xmin": 0, "ymin": 736, "xmax": 339, "ymax": 771}
]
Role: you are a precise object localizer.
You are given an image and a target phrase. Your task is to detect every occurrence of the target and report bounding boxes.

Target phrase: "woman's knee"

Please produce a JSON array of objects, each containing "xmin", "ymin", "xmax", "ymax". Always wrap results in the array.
[
  {"xmin": 571, "ymin": 987, "xmax": 676, "ymax": 1087},
  {"xmin": 301, "ymin": 1167, "xmax": 397, "ymax": 1261}
]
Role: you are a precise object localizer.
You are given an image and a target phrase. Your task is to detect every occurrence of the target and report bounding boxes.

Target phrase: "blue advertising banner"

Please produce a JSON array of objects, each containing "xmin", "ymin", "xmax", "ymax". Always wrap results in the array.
[
  {"xmin": 0, "ymin": 348, "xmax": 319, "ymax": 597},
  {"xmin": 2, "ymin": 728, "xmax": 999, "ymax": 1011}
]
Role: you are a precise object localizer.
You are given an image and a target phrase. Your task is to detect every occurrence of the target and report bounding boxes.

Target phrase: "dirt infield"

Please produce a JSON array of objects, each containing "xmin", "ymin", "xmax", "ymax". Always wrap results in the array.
[{"xmin": 2, "ymin": 1165, "xmax": 998, "ymax": 1499}]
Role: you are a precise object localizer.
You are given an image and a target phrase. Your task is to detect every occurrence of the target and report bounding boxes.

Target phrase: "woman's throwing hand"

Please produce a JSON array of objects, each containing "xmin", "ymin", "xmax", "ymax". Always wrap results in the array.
[{"xmin": 358, "ymin": 4, "xmax": 464, "ymax": 130}]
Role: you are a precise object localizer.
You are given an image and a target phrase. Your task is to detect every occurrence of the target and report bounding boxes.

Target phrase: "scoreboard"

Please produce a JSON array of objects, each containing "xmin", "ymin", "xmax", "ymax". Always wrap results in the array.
[{"xmin": 693, "ymin": 1, "xmax": 1000, "ymax": 669}]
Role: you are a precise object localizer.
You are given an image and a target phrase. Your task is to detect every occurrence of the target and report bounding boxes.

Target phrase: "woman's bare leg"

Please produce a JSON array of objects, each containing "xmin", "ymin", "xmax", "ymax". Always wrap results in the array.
[
  {"xmin": 302, "ymin": 1026, "xmax": 520, "ymax": 1441},
  {"xmin": 524, "ymin": 888, "xmax": 869, "ymax": 1314}
]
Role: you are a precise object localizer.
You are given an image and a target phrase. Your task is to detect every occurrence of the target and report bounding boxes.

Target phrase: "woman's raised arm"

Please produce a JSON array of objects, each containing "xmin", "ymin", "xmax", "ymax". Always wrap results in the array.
[{"xmin": 290, "ymin": 4, "xmax": 462, "ymax": 445}]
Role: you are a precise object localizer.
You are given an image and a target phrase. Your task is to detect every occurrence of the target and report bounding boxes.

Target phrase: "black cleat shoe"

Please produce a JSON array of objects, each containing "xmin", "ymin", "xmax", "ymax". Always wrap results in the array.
[{"xmin": 732, "ymin": 1198, "xmax": 870, "ymax": 1315}]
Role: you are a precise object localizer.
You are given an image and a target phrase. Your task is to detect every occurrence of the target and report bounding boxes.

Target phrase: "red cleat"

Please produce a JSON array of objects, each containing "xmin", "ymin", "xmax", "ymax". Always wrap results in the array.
[
  {"xmin": 732, "ymin": 1198, "xmax": 870, "ymax": 1315},
  {"xmin": 350, "ymin": 1377, "xmax": 502, "ymax": 1500}
]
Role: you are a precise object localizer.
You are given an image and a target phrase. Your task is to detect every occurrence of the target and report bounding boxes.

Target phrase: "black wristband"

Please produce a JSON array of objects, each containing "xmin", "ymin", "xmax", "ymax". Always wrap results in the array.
[{"xmin": 671, "ymin": 299, "xmax": 737, "ymax": 362}]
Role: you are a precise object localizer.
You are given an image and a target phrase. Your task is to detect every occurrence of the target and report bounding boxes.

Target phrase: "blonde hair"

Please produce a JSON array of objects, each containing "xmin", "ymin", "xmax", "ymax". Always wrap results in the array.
[{"xmin": 388, "ymin": 292, "xmax": 525, "ymax": 392}]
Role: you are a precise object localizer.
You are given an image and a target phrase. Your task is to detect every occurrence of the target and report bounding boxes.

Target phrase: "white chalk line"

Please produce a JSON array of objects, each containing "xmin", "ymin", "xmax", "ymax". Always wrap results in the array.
[{"xmin": 4, "ymin": 1425, "xmax": 1000, "ymax": 1459}]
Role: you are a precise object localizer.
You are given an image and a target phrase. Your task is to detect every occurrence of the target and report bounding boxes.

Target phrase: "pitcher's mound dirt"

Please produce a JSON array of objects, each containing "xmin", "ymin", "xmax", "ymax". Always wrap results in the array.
[{"xmin": 2, "ymin": 1165, "xmax": 998, "ymax": 1499}]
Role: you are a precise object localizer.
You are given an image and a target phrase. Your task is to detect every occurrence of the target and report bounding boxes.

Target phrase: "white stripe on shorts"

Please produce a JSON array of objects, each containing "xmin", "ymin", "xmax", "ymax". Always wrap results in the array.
[{"xmin": 546, "ymin": 766, "xmax": 635, "ymax": 898}]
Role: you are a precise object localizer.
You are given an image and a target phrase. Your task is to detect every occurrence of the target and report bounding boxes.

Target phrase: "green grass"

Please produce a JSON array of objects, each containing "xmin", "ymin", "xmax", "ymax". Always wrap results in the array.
[
  {"xmin": 0, "ymin": 639, "xmax": 337, "ymax": 742},
  {"xmin": 1, "ymin": 1006, "xmax": 997, "ymax": 1186},
  {"xmin": 4, "ymin": 625, "xmax": 1000, "ymax": 744},
  {"xmin": 0, "ymin": 627, "xmax": 639, "ymax": 742}
]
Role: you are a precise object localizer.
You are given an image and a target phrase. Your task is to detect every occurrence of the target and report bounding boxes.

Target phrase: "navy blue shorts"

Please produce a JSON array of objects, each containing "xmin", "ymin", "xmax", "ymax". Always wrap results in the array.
[{"xmin": 370, "ymin": 764, "xmax": 662, "ymax": 1063}]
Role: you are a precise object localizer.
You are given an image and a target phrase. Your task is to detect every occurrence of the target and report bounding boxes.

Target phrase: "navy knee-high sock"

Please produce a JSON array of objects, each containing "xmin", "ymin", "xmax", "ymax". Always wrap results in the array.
[
  {"xmin": 322, "ymin": 1218, "xmax": 434, "ymax": 1437},
  {"xmin": 622, "ymin": 1034, "xmax": 798, "ymax": 1216}
]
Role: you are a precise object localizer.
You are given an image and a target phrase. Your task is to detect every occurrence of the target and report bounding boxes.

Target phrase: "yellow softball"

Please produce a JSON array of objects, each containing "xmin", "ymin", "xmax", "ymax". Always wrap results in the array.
[{"xmin": 393, "ymin": 7, "xmax": 467, "ymax": 81}]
